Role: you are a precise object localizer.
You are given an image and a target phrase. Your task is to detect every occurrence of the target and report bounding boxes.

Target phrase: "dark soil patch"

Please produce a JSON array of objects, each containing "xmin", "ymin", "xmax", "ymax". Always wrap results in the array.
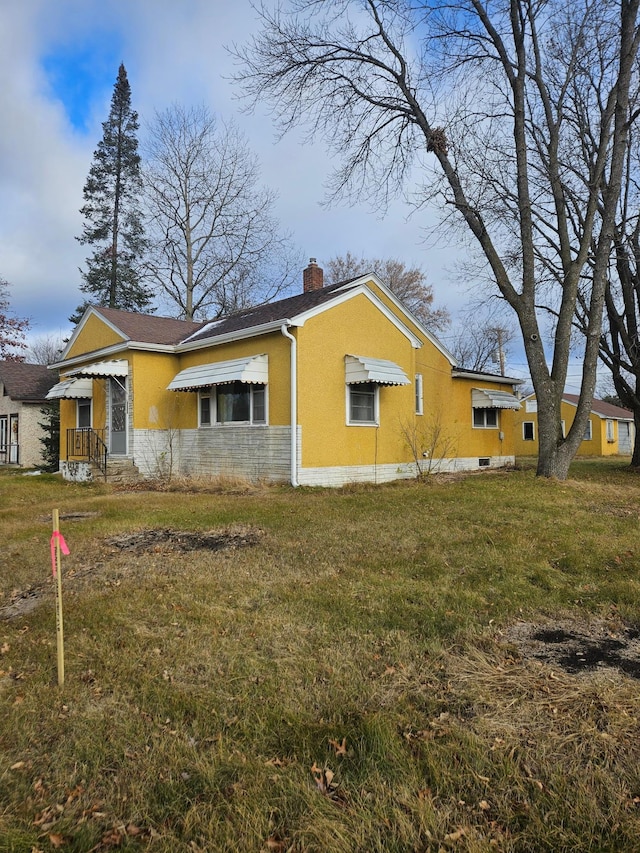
[
  {"xmin": 0, "ymin": 525, "xmax": 263, "ymax": 620},
  {"xmin": 505, "ymin": 618, "xmax": 640, "ymax": 679},
  {"xmin": 105, "ymin": 527, "xmax": 262, "ymax": 553}
]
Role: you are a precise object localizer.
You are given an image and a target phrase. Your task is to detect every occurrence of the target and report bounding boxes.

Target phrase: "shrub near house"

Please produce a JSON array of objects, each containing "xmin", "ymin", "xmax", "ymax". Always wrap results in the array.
[{"xmin": 50, "ymin": 261, "xmax": 522, "ymax": 485}]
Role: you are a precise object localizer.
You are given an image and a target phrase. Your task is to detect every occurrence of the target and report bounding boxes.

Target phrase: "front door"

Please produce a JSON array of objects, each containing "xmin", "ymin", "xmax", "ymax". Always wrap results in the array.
[
  {"xmin": 9, "ymin": 414, "xmax": 18, "ymax": 463},
  {"xmin": 109, "ymin": 378, "xmax": 127, "ymax": 455}
]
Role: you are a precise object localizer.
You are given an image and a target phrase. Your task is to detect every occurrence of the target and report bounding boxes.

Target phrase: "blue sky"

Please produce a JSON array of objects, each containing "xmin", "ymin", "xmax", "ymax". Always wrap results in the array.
[{"xmin": 0, "ymin": 0, "xmax": 567, "ymax": 386}]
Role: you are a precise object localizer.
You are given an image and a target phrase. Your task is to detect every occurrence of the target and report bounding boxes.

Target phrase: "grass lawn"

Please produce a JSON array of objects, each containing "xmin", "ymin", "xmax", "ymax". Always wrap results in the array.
[{"xmin": 0, "ymin": 459, "xmax": 639, "ymax": 851}]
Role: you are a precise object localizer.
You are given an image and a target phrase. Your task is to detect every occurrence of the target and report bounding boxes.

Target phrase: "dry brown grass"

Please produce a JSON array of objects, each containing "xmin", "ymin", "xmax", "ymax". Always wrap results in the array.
[{"xmin": 0, "ymin": 460, "xmax": 639, "ymax": 850}]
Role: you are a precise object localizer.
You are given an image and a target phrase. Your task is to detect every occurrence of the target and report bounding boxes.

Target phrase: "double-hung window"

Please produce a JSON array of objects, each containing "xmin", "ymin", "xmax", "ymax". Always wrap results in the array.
[
  {"xmin": 348, "ymin": 382, "xmax": 378, "ymax": 425},
  {"xmin": 199, "ymin": 382, "xmax": 266, "ymax": 426},
  {"xmin": 77, "ymin": 398, "xmax": 91, "ymax": 429},
  {"xmin": 473, "ymin": 407, "xmax": 498, "ymax": 428}
]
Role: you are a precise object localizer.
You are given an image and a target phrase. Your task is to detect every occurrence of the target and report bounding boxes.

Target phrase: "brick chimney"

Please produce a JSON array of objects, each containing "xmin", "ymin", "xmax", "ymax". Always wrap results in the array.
[{"xmin": 303, "ymin": 258, "xmax": 324, "ymax": 292}]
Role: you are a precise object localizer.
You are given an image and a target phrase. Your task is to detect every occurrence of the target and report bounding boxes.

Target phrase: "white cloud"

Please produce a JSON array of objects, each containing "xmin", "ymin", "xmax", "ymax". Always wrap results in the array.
[{"xmin": 0, "ymin": 0, "xmax": 466, "ymax": 341}]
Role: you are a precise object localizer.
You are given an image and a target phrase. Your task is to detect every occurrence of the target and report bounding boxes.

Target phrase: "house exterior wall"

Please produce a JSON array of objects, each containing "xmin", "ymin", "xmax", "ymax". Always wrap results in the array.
[
  {"xmin": 296, "ymin": 293, "xmax": 416, "ymax": 469},
  {"xmin": 55, "ymin": 292, "xmax": 519, "ymax": 485},
  {"xmin": 513, "ymin": 397, "xmax": 630, "ymax": 457},
  {"xmin": 65, "ymin": 314, "xmax": 126, "ymax": 358},
  {"xmin": 0, "ymin": 398, "xmax": 48, "ymax": 467}
]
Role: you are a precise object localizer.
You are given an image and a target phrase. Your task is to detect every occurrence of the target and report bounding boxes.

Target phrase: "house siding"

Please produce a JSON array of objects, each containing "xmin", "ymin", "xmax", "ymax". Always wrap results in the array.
[
  {"xmin": 0, "ymin": 400, "xmax": 47, "ymax": 467},
  {"xmin": 133, "ymin": 425, "xmax": 296, "ymax": 482}
]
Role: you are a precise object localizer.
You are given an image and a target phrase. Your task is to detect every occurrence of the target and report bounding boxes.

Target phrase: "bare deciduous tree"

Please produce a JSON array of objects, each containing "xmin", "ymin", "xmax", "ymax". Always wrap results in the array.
[
  {"xmin": 26, "ymin": 333, "xmax": 65, "ymax": 366},
  {"xmin": 448, "ymin": 321, "xmax": 514, "ymax": 376},
  {"xmin": 0, "ymin": 276, "xmax": 29, "ymax": 361},
  {"xmin": 234, "ymin": 0, "xmax": 640, "ymax": 479},
  {"xmin": 325, "ymin": 252, "xmax": 449, "ymax": 331},
  {"xmin": 143, "ymin": 104, "xmax": 302, "ymax": 321}
]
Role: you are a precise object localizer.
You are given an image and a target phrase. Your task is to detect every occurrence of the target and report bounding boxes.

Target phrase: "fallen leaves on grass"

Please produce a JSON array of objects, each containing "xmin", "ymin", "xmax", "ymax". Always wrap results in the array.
[
  {"xmin": 311, "ymin": 763, "xmax": 336, "ymax": 795},
  {"xmin": 328, "ymin": 737, "xmax": 347, "ymax": 756}
]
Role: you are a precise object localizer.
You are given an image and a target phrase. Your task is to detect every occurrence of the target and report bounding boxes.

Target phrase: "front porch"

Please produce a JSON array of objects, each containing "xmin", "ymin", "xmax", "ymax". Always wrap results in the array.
[{"xmin": 64, "ymin": 428, "xmax": 139, "ymax": 483}]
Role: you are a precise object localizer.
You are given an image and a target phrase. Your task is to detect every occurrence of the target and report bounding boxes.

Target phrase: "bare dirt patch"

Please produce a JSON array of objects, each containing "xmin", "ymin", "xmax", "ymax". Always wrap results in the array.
[
  {"xmin": 504, "ymin": 617, "xmax": 640, "ymax": 679},
  {"xmin": 105, "ymin": 526, "xmax": 262, "ymax": 553},
  {"xmin": 0, "ymin": 525, "xmax": 263, "ymax": 621}
]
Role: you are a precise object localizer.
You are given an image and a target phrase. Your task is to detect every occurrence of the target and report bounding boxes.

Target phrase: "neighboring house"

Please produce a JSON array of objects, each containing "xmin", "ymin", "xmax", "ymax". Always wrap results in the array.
[
  {"xmin": 0, "ymin": 361, "xmax": 59, "ymax": 468},
  {"xmin": 514, "ymin": 392, "xmax": 635, "ymax": 457},
  {"xmin": 49, "ymin": 261, "xmax": 522, "ymax": 486}
]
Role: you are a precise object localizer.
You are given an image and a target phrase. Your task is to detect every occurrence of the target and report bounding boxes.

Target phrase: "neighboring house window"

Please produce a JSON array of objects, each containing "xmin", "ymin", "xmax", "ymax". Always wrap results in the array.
[
  {"xmin": 606, "ymin": 419, "xmax": 615, "ymax": 442},
  {"xmin": 77, "ymin": 398, "xmax": 91, "ymax": 429},
  {"xmin": 348, "ymin": 382, "xmax": 378, "ymax": 425},
  {"xmin": 0, "ymin": 415, "xmax": 6, "ymax": 458},
  {"xmin": 199, "ymin": 383, "xmax": 267, "ymax": 425},
  {"xmin": 473, "ymin": 407, "xmax": 498, "ymax": 428},
  {"xmin": 415, "ymin": 374, "xmax": 424, "ymax": 415},
  {"xmin": 561, "ymin": 420, "xmax": 566, "ymax": 438},
  {"xmin": 583, "ymin": 419, "xmax": 592, "ymax": 441},
  {"xmin": 523, "ymin": 421, "xmax": 535, "ymax": 441}
]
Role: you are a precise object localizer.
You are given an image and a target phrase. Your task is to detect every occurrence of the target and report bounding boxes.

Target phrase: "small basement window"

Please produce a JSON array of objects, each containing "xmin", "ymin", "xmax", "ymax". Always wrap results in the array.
[{"xmin": 478, "ymin": 457, "xmax": 491, "ymax": 467}]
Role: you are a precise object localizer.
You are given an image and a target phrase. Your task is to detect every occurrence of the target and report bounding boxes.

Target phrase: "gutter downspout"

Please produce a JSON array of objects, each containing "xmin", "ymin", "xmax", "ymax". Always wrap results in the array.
[{"xmin": 281, "ymin": 323, "xmax": 299, "ymax": 487}]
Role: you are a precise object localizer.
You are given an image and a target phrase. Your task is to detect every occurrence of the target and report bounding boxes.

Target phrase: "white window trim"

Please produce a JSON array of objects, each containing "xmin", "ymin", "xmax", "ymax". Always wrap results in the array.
[
  {"xmin": 198, "ymin": 384, "xmax": 268, "ymax": 427},
  {"xmin": 76, "ymin": 397, "xmax": 92, "ymax": 429},
  {"xmin": 606, "ymin": 419, "xmax": 615, "ymax": 441},
  {"xmin": 472, "ymin": 407, "xmax": 499, "ymax": 429},
  {"xmin": 346, "ymin": 383, "xmax": 379, "ymax": 426},
  {"xmin": 583, "ymin": 419, "xmax": 592, "ymax": 441},
  {"xmin": 415, "ymin": 373, "xmax": 424, "ymax": 415},
  {"xmin": 523, "ymin": 421, "xmax": 535, "ymax": 441}
]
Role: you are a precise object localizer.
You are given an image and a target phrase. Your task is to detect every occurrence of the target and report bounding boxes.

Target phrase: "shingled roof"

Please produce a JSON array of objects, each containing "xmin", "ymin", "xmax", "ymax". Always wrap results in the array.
[
  {"xmin": 182, "ymin": 281, "xmax": 353, "ymax": 345},
  {"xmin": 92, "ymin": 306, "xmax": 205, "ymax": 345},
  {"xmin": 0, "ymin": 361, "xmax": 58, "ymax": 401},
  {"xmin": 563, "ymin": 393, "xmax": 633, "ymax": 420}
]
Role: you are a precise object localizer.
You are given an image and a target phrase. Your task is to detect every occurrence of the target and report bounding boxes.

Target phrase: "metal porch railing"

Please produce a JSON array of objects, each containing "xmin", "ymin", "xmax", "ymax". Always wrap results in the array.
[{"xmin": 66, "ymin": 428, "xmax": 108, "ymax": 478}]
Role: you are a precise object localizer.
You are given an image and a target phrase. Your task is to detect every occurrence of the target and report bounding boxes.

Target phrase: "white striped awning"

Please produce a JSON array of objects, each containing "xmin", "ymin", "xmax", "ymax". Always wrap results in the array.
[
  {"xmin": 46, "ymin": 377, "xmax": 93, "ymax": 400},
  {"xmin": 345, "ymin": 355, "xmax": 410, "ymax": 386},
  {"xmin": 472, "ymin": 388, "xmax": 521, "ymax": 409},
  {"xmin": 67, "ymin": 359, "xmax": 128, "ymax": 378},
  {"xmin": 168, "ymin": 354, "xmax": 268, "ymax": 391}
]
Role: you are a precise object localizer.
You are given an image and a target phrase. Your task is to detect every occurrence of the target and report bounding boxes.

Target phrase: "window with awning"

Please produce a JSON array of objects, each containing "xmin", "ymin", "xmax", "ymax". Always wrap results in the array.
[
  {"xmin": 168, "ymin": 354, "xmax": 268, "ymax": 391},
  {"xmin": 471, "ymin": 388, "xmax": 521, "ymax": 409},
  {"xmin": 345, "ymin": 355, "xmax": 410, "ymax": 386}
]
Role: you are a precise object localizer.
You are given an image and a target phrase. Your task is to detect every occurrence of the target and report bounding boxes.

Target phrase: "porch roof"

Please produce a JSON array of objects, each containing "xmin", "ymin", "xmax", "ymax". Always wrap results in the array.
[
  {"xmin": 46, "ymin": 377, "xmax": 93, "ymax": 400},
  {"xmin": 67, "ymin": 359, "xmax": 129, "ymax": 378}
]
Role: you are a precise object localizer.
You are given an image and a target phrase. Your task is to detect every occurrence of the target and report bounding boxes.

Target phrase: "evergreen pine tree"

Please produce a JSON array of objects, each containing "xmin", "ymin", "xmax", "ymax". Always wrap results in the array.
[{"xmin": 73, "ymin": 63, "xmax": 151, "ymax": 323}]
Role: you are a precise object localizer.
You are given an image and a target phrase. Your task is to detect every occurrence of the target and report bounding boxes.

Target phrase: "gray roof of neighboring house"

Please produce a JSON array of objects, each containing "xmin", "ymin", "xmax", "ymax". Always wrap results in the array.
[
  {"xmin": 0, "ymin": 361, "xmax": 58, "ymax": 401},
  {"xmin": 562, "ymin": 393, "xmax": 634, "ymax": 421}
]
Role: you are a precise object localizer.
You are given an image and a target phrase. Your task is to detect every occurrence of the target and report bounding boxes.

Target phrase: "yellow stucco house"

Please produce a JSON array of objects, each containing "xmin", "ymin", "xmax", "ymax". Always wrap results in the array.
[
  {"xmin": 49, "ymin": 262, "xmax": 522, "ymax": 486},
  {"xmin": 513, "ymin": 392, "xmax": 635, "ymax": 458}
]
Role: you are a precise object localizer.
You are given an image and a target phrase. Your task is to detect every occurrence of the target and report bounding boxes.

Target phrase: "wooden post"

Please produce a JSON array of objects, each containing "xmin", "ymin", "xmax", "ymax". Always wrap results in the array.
[{"xmin": 52, "ymin": 509, "xmax": 65, "ymax": 687}]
